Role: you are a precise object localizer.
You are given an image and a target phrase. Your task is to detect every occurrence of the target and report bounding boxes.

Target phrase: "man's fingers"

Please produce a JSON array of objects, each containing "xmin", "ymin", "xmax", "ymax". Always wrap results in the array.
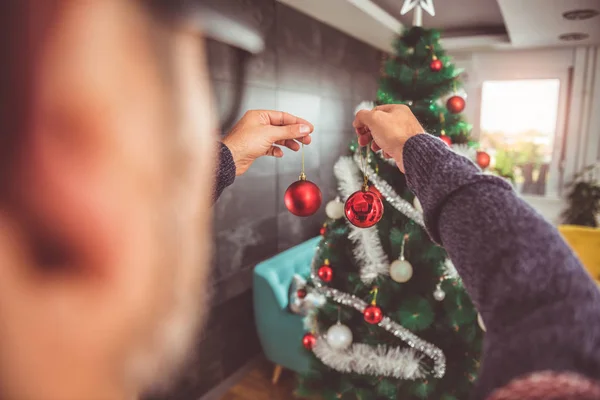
[
  {"xmin": 358, "ymin": 134, "xmax": 372, "ymax": 147},
  {"xmin": 266, "ymin": 145, "xmax": 283, "ymax": 158},
  {"xmin": 260, "ymin": 110, "xmax": 314, "ymax": 130},
  {"xmin": 275, "ymin": 139, "xmax": 300, "ymax": 152},
  {"xmin": 371, "ymin": 142, "xmax": 381, "ymax": 152},
  {"xmin": 270, "ymin": 124, "xmax": 313, "ymax": 141},
  {"xmin": 353, "ymin": 109, "xmax": 374, "ymax": 130},
  {"xmin": 297, "ymin": 135, "xmax": 312, "ymax": 145}
]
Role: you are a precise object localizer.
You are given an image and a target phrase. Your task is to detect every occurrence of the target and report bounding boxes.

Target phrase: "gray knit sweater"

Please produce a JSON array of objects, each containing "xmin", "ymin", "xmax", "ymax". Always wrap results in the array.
[
  {"xmin": 404, "ymin": 134, "xmax": 600, "ymax": 399},
  {"xmin": 215, "ymin": 136, "xmax": 600, "ymax": 399}
]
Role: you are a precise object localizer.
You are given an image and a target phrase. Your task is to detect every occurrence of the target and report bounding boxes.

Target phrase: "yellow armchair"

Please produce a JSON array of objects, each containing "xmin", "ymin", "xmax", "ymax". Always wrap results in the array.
[{"xmin": 558, "ymin": 225, "xmax": 600, "ymax": 282}]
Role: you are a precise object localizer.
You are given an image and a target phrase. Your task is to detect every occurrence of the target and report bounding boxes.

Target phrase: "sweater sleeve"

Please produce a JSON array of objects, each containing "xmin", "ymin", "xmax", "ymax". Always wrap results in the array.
[
  {"xmin": 402, "ymin": 134, "xmax": 600, "ymax": 400},
  {"xmin": 213, "ymin": 142, "xmax": 236, "ymax": 203}
]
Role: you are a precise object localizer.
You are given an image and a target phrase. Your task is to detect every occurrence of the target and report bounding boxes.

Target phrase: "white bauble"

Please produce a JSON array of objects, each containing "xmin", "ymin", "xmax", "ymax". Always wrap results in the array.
[
  {"xmin": 325, "ymin": 199, "xmax": 345, "ymax": 220},
  {"xmin": 413, "ymin": 196, "xmax": 423, "ymax": 213},
  {"xmin": 433, "ymin": 287, "xmax": 446, "ymax": 301},
  {"xmin": 326, "ymin": 323, "xmax": 353, "ymax": 351},
  {"xmin": 390, "ymin": 259, "xmax": 413, "ymax": 283},
  {"xmin": 477, "ymin": 313, "xmax": 486, "ymax": 332}
]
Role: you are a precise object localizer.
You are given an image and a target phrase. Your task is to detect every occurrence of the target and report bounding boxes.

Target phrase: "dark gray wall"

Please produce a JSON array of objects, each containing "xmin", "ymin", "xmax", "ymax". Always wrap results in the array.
[{"xmin": 155, "ymin": 1, "xmax": 381, "ymax": 399}]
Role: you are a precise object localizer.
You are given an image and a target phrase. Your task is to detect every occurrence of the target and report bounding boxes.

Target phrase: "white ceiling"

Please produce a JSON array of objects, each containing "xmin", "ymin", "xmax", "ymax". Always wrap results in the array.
[{"xmin": 277, "ymin": 0, "xmax": 600, "ymax": 52}]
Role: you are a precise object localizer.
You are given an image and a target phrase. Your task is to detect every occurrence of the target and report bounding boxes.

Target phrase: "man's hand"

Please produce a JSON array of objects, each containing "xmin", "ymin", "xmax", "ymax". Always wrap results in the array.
[
  {"xmin": 222, "ymin": 110, "xmax": 314, "ymax": 176},
  {"xmin": 353, "ymin": 104, "xmax": 424, "ymax": 172}
]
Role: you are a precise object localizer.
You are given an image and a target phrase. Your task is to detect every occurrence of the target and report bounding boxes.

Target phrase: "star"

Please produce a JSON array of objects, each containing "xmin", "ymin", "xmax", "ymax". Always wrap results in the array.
[{"xmin": 400, "ymin": 0, "xmax": 436, "ymax": 16}]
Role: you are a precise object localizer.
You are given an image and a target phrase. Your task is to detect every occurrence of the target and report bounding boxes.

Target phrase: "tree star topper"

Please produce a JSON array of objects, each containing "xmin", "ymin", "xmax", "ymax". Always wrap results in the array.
[{"xmin": 401, "ymin": 0, "xmax": 435, "ymax": 27}]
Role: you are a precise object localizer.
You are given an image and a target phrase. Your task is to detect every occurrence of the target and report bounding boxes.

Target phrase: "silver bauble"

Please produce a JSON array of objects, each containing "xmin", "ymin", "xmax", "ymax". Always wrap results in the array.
[
  {"xmin": 326, "ymin": 323, "xmax": 353, "ymax": 351},
  {"xmin": 325, "ymin": 199, "xmax": 345, "ymax": 220},
  {"xmin": 390, "ymin": 259, "xmax": 413, "ymax": 283}
]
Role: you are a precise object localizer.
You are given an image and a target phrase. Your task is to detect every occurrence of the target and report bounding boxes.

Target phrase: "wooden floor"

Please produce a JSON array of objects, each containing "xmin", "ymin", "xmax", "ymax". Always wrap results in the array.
[{"xmin": 220, "ymin": 359, "xmax": 315, "ymax": 400}]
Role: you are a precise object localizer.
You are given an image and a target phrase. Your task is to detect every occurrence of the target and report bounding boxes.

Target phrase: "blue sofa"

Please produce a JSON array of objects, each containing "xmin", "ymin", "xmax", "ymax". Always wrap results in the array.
[{"xmin": 253, "ymin": 236, "xmax": 321, "ymax": 381}]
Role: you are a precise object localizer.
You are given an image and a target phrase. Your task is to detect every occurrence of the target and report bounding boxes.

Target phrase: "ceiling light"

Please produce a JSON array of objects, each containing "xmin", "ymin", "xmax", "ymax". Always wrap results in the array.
[
  {"xmin": 559, "ymin": 33, "xmax": 590, "ymax": 41},
  {"xmin": 562, "ymin": 9, "xmax": 599, "ymax": 20}
]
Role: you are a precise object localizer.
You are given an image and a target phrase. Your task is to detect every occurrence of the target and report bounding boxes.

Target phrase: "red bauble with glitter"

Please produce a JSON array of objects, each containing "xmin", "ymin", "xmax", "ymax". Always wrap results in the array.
[
  {"xmin": 446, "ymin": 95, "xmax": 466, "ymax": 114},
  {"xmin": 440, "ymin": 135, "xmax": 452, "ymax": 146},
  {"xmin": 344, "ymin": 190, "xmax": 384, "ymax": 228},
  {"xmin": 297, "ymin": 288, "xmax": 307, "ymax": 299},
  {"xmin": 284, "ymin": 178, "xmax": 322, "ymax": 217},
  {"xmin": 430, "ymin": 58, "xmax": 443, "ymax": 72},
  {"xmin": 302, "ymin": 332, "xmax": 317, "ymax": 350},
  {"xmin": 317, "ymin": 265, "xmax": 333, "ymax": 282},
  {"xmin": 476, "ymin": 151, "xmax": 491, "ymax": 169},
  {"xmin": 363, "ymin": 305, "xmax": 383, "ymax": 324}
]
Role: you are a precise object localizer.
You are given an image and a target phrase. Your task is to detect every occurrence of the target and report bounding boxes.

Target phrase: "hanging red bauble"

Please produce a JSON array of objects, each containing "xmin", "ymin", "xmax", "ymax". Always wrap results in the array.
[
  {"xmin": 317, "ymin": 264, "xmax": 333, "ymax": 282},
  {"xmin": 363, "ymin": 305, "xmax": 383, "ymax": 324},
  {"xmin": 430, "ymin": 58, "xmax": 443, "ymax": 72},
  {"xmin": 284, "ymin": 177, "xmax": 322, "ymax": 217},
  {"xmin": 446, "ymin": 95, "xmax": 466, "ymax": 114},
  {"xmin": 440, "ymin": 135, "xmax": 452, "ymax": 146},
  {"xmin": 319, "ymin": 225, "xmax": 327, "ymax": 236},
  {"xmin": 476, "ymin": 151, "xmax": 491, "ymax": 169},
  {"xmin": 297, "ymin": 288, "xmax": 307, "ymax": 299},
  {"xmin": 368, "ymin": 185, "xmax": 382, "ymax": 198},
  {"xmin": 302, "ymin": 332, "xmax": 317, "ymax": 350},
  {"xmin": 344, "ymin": 189, "xmax": 384, "ymax": 228}
]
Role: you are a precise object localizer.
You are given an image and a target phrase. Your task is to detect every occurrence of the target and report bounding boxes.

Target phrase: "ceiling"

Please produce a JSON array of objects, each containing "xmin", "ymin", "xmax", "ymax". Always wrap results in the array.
[
  {"xmin": 277, "ymin": 0, "xmax": 600, "ymax": 52},
  {"xmin": 373, "ymin": 0, "xmax": 506, "ymax": 37}
]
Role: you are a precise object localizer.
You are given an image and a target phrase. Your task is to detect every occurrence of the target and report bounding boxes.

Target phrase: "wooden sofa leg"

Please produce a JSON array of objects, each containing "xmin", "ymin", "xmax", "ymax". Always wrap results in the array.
[{"xmin": 272, "ymin": 364, "xmax": 283, "ymax": 385}]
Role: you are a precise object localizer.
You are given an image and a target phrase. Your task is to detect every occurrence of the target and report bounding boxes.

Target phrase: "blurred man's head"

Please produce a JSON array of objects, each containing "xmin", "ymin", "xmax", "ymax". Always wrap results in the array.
[{"xmin": 0, "ymin": 1, "xmax": 215, "ymax": 398}]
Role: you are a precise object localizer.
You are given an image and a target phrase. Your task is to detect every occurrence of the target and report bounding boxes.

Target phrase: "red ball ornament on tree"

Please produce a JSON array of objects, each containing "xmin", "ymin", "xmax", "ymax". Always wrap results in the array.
[
  {"xmin": 318, "ymin": 260, "xmax": 333, "ymax": 282},
  {"xmin": 476, "ymin": 151, "xmax": 491, "ymax": 169},
  {"xmin": 446, "ymin": 95, "xmax": 466, "ymax": 114},
  {"xmin": 344, "ymin": 189, "xmax": 384, "ymax": 228},
  {"xmin": 284, "ymin": 175, "xmax": 322, "ymax": 217},
  {"xmin": 364, "ymin": 305, "xmax": 383, "ymax": 324},
  {"xmin": 440, "ymin": 135, "xmax": 452, "ymax": 146},
  {"xmin": 368, "ymin": 185, "xmax": 381, "ymax": 198},
  {"xmin": 430, "ymin": 58, "xmax": 443, "ymax": 72},
  {"xmin": 302, "ymin": 332, "xmax": 317, "ymax": 350},
  {"xmin": 319, "ymin": 225, "xmax": 327, "ymax": 236},
  {"xmin": 297, "ymin": 288, "xmax": 307, "ymax": 299}
]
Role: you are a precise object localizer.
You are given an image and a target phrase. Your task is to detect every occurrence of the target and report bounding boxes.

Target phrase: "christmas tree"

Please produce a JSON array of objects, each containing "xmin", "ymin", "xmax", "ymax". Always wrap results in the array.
[{"xmin": 297, "ymin": 26, "xmax": 486, "ymax": 400}]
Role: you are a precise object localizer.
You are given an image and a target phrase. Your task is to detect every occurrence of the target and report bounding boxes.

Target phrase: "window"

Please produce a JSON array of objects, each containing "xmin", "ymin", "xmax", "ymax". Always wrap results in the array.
[{"xmin": 480, "ymin": 79, "xmax": 561, "ymax": 196}]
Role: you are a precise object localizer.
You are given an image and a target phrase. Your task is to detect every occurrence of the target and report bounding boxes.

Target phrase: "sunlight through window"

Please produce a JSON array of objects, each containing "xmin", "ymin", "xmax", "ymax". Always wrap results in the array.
[{"xmin": 480, "ymin": 79, "xmax": 561, "ymax": 196}]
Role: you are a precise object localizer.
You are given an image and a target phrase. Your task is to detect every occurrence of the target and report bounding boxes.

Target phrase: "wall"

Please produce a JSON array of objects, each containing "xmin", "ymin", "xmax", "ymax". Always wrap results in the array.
[{"xmin": 152, "ymin": 1, "xmax": 381, "ymax": 399}]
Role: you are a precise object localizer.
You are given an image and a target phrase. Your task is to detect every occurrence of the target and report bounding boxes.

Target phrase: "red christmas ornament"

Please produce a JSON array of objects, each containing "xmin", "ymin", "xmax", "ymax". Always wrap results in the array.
[
  {"xmin": 284, "ymin": 177, "xmax": 322, "ymax": 217},
  {"xmin": 446, "ymin": 95, "xmax": 466, "ymax": 114},
  {"xmin": 344, "ymin": 190, "xmax": 384, "ymax": 228},
  {"xmin": 368, "ymin": 185, "xmax": 381, "ymax": 198},
  {"xmin": 302, "ymin": 332, "xmax": 317, "ymax": 350},
  {"xmin": 319, "ymin": 225, "xmax": 327, "ymax": 236},
  {"xmin": 440, "ymin": 135, "xmax": 452, "ymax": 146},
  {"xmin": 363, "ymin": 305, "xmax": 383, "ymax": 324},
  {"xmin": 297, "ymin": 288, "xmax": 307, "ymax": 299},
  {"xmin": 318, "ymin": 261, "xmax": 333, "ymax": 282},
  {"xmin": 476, "ymin": 151, "xmax": 491, "ymax": 169},
  {"xmin": 430, "ymin": 58, "xmax": 443, "ymax": 72}
]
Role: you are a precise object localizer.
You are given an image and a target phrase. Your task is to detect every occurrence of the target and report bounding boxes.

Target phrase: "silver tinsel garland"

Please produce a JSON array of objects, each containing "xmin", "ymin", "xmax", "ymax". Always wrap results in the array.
[
  {"xmin": 311, "ymin": 259, "xmax": 447, "ymax": 379},
  {"xmin": 313, "ymin": 339, "xmax": 425, "ymax": 380},
  {"xmin": 442, "ymin": 258, "xmax": 460, "ymax": 282},
  {"xmin": 353, "ymin": 153, "xmax": 425, "ymax": 227},
  {"xmin": 334, "ymin": 157, "xmax": 389, "ymax": 283}
]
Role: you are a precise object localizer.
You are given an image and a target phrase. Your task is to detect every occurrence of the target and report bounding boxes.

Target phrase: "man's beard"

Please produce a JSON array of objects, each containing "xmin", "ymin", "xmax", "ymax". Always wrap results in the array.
[{"xmin": 122, "ymin": 143, "xmax": 214, "ymax": 396}]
